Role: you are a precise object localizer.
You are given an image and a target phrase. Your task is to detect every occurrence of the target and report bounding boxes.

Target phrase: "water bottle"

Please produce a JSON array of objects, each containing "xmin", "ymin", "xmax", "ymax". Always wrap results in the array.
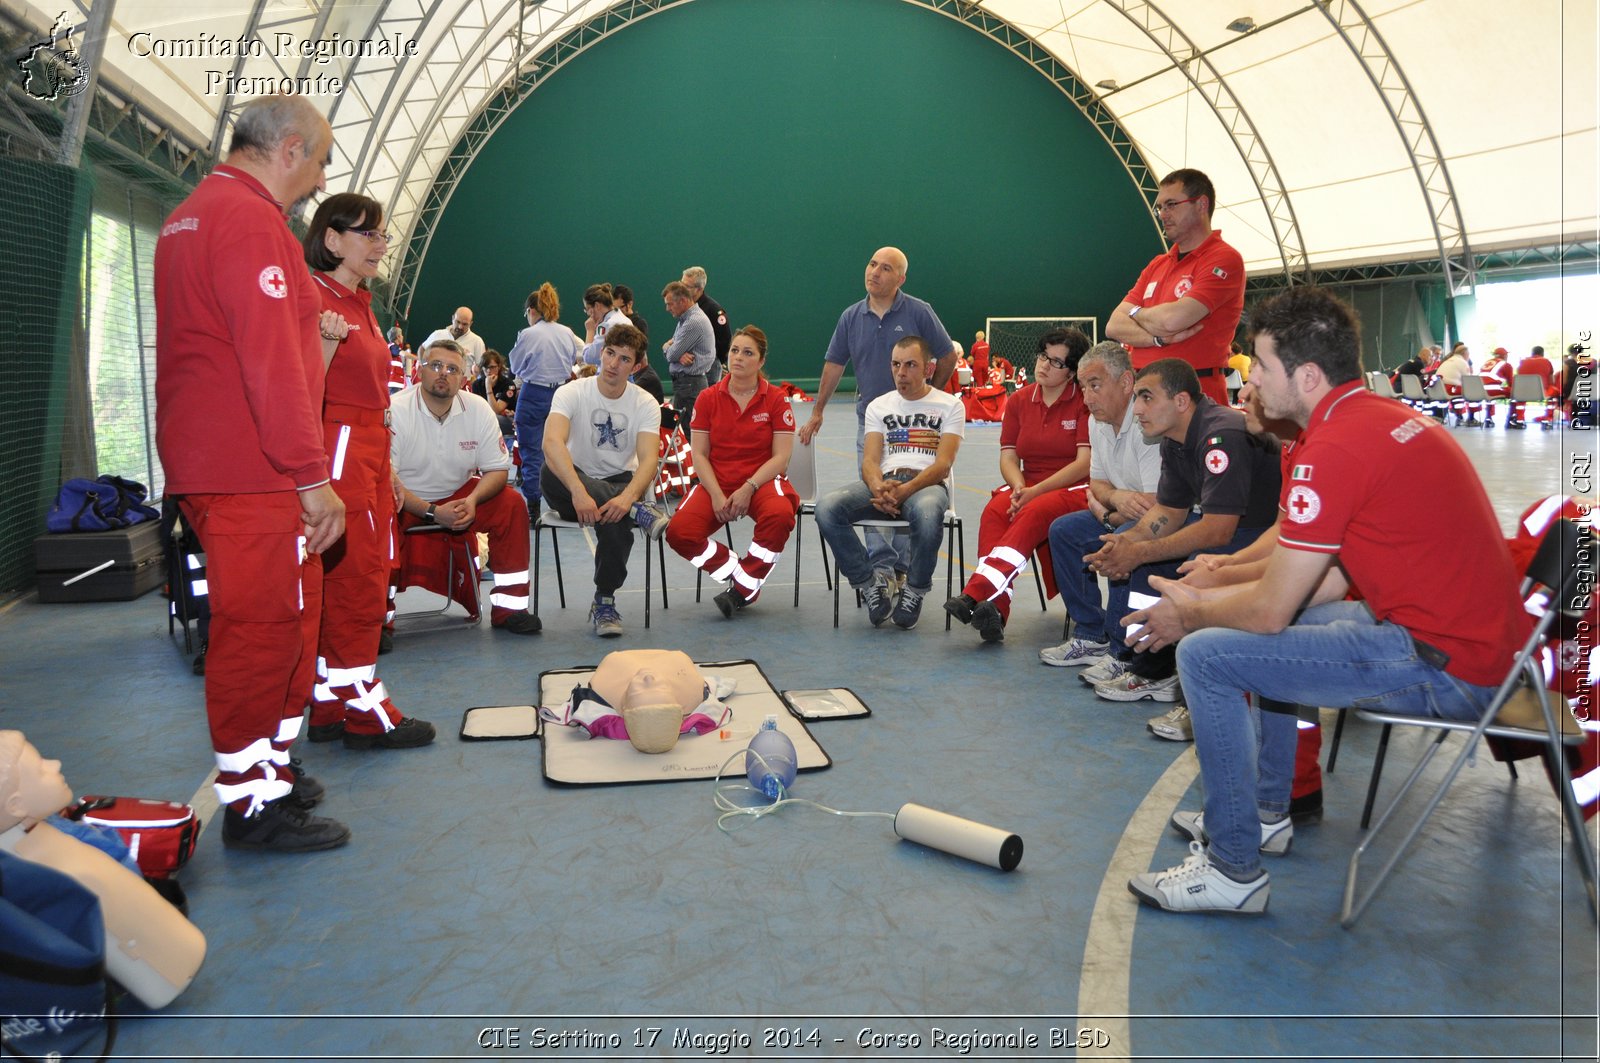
[{"xmin": 746, "ymin": 715, "xmax": 797, "ymax": 799}]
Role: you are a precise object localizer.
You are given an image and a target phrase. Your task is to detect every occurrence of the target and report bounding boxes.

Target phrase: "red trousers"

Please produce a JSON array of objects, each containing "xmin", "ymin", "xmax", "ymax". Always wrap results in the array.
[
  {"xmin": 391, "ymin": 478, "xmax": 531, "ymax": 626},
  {"xmin": 666, "ymin": 478, "xmax": 800, "ymax": 602},
  {"xmin": 962, "ymin": 483, "xmax": 1089, "ymax": 621},
  {"xmin": 311, "ymin": 411, "xmax": 403, "ymax": 736},
  {"xmin": 179, "ymin": 492, "xmax": 321, "ymax": 814}
]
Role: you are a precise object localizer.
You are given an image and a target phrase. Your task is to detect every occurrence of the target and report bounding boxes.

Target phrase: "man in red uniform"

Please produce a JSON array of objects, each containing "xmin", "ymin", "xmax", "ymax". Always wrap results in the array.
[
  {"xmin": 155, "ymin": 95, "xmax": 350, "ymax": 852},
  {"xmin": 1124, "ymin": 286, "xmax": 1530, "ymax": 914},
  {"xmin": 1107, "ymin": 168, "xmax": 1246, "ymax": 407}
]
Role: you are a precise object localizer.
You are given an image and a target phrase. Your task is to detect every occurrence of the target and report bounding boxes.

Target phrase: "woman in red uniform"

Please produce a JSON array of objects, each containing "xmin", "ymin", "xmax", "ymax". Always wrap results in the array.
[
  {"xmin": 303, "ymin": 193, "xmax": 433, "ymax": 750},
  {"xmin": 664, "ymin": 326, "xmax": 799, "ymax": 617},
  {"xmin": 945, "ymin": 327, "xmax": 1093, "ymax": 642}
]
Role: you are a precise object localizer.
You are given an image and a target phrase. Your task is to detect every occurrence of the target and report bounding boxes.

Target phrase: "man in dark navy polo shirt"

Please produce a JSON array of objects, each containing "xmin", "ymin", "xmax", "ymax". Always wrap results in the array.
[
  {"xmin": 799, "ymin": 246, "xmax": 956, "ymax": 580},
  {"xmin": 1082, "ymin": 358, "xmax": 1280, "ymax": 702}
]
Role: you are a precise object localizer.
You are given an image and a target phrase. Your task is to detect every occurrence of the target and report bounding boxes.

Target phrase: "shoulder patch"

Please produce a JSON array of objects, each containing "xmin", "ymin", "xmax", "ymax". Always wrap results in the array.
[
  {"xmin": 1291, "ymin": 464, "xmax": 1313, "ymax": 481},
  {"xmin": 258, "ymin": 265, "xmax": 288, "ymax": 299},
  {"xmin": 1286, "ymin": 485, "xmax": 1321, "ymax": 523},
  {"xmin": 1204, "ymin": 448, "xmax": 1230, "ymax": 475}
]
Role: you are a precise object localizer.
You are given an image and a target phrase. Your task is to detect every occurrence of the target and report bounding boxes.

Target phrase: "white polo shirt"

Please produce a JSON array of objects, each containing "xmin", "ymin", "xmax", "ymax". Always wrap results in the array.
[
  {"xmin": 1088, "ymin": 400, "xmax": 1162, "ymax": 492},
  {"xmin": 390, "ymin": 384, "xmax": 510, "ymax": 501}
]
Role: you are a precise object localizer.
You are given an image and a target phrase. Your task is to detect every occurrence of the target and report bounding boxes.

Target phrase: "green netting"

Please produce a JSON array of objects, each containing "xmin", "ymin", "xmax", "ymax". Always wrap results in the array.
[{"xmin": 0, "ymin": 158, "xmax": 91, "ymax": 593}]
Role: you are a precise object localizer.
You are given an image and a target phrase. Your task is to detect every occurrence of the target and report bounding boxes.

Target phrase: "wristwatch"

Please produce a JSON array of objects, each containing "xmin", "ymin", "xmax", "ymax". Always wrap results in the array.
[{"xmin": 425, "ymin": 503, "xmax": 437, "ymax": 523}]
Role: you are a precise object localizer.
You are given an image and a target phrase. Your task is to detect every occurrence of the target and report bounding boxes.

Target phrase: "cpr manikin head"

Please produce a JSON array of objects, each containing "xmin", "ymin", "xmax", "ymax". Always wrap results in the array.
[
  {"xmin": 0, "ymin": 730, "xmax": 73, "ymax": 832},
  {"xmin": 620, "ymin": 669, "xmax": 685, "ymax": 754}
]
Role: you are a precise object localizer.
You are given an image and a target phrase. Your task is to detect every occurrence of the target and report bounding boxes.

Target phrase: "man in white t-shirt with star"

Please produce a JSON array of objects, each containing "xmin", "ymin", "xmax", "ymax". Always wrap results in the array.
[{"xmin": 541, "ymin": 323, "xmax": 668, "ymax": 637}]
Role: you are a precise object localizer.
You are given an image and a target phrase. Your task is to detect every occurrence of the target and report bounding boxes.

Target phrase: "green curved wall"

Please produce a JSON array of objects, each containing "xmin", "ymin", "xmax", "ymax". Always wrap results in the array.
[{"xmin": 412, "ymin": 0, "xmax": 1161, "ymax": 387}]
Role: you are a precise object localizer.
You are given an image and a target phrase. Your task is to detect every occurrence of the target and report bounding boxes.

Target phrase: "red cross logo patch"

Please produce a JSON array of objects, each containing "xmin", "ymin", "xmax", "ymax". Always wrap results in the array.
[
  {"xmin": 1204, "ymin": 447, "xmax": 1229, "ymax": 474},
  {"xmin": 1287, "ymin": 485, "xmax": 1321, "ymax": 523},
  {"xmin": 258, "ymin": 265, "xmax": 287, "ymax": 299},
  {"xmin": 1175, "ymin": 276, "xmax": 1193, "ymax": 299}
]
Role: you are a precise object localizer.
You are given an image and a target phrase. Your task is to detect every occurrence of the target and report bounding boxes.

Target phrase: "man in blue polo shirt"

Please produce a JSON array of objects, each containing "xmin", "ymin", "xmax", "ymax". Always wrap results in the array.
[{"xmin": 799, "ymin": 246, "xmax": 956, "ymax": 579}]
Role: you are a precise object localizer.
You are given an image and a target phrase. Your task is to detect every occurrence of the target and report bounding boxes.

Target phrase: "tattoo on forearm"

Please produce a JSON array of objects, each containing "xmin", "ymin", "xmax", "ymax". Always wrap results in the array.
[{"xmin": 1146, "ymin": 515, "xmax": 1169, "ymax": 537}]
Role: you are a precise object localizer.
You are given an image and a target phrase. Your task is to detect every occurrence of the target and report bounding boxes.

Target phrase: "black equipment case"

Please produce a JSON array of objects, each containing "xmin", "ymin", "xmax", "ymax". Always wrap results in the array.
[{"xmin": 34, "ymin": 521, "xmax": 166, "ymax": 603}]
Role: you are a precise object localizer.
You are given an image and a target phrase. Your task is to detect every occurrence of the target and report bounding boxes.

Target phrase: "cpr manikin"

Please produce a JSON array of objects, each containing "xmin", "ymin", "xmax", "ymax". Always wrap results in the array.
[
  {"xmin": 0, "ymin": 730, "xmax": 206, "ymax": 1008},
  {"xmin": 544, "ymin": 649, "xmax": 733, "ymax": 753}
]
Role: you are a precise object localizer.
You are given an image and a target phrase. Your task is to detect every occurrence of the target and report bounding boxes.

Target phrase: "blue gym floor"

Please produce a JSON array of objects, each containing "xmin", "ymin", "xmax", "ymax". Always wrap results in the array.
[{"xmin": 2, "ymin": 402, "xmax": 1595, "ymax": 1061}]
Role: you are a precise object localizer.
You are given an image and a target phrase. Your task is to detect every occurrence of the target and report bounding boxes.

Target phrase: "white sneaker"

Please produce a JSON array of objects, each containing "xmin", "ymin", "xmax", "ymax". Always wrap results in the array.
[
  {"xmin": 1040, "ymin": 637, "xmax": 1111, "ymax": 667},
  {"xmin": 1079, "ymin": 656, "xmax": 1128, "ymax": 686},
  {"xmin": 1170, "ymin": 809, "xmax": 1293, "ymax": 855},
  {"xmin": 1147, "ymin": 704, "xmax": 1193, "ymax": 742},
  {"xmin": 1095, "ymin": 672, "xmax": 1181, "ymax": 702},
  {"xmin": 1127, "ymin": 841, "xmax": 1270, "ymax": 914}
]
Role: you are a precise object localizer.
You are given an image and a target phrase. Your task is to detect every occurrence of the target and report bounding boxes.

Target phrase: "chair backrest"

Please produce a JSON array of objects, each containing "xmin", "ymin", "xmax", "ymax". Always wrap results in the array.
[
  {"xmin": 1531, "ymin": 517, "xmax": 1595, "ymax": 619},
  {"xmin": 1423, "ymin": 380, "xmax": 1449, "ymax": 401},
  {"xmin": 1371, "ymin": 374, "xmax": 1399, "ymax": 399},
  {"xmin": 1460, "ymin": 375, "xmax": 1488, "ymax": 401},
  {"xmin": 1225, "ymin": 369, "xmax": 1243, "ymax": 390},
  {"xmin": 1511, "ymin": 374, "xmax": 1545, "ymax": 402},
  {"xmin": 786, "ymin": 400, "xmax": 820, "ymax": 505},
  {"xmin": 1399, "ymin": 374, "xmax": 1425, "ymax": 400}
]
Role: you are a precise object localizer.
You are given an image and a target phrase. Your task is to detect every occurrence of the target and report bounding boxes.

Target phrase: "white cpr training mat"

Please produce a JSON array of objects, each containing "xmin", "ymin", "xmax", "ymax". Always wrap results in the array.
[{"xmin": 537, "ymin": 658, "xmax": 835, "ymax": 787}]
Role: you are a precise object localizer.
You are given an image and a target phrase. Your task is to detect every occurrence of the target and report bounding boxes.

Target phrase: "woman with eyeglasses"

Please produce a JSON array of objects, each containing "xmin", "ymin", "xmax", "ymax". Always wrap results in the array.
[
  {"xmin": 301, "ymin": 192, "xmax": 434, "ymax": 752},
  {"xmin": 945, "ymin": 326, "xmax": 1094, "ymax": 643},
  {"xmin": 471, "ymin": 348, "xmax": 518, "ymax": 435}
]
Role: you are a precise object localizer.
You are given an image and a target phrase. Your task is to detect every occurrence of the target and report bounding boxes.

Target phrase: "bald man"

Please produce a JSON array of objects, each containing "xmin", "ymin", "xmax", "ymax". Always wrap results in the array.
[
  {"xmin": 799, "ymin": 247, "xmax": 956, "ymax": 581},
  {"xmin": 421, "ymin": 306, "xmax": 486, "ymax": 373}
]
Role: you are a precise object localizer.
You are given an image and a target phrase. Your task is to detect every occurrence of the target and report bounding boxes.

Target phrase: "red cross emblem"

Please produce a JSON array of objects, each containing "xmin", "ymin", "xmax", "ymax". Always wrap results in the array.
[
  {"xmin": 1204, "ymin": 447, "xmax": 1229, "ymax": 474},
  {"xmin": 1286, "ymin": 485, "xmax": 1321, "ymax": 523},
  {"xmin": 258, "ymin": 265, "xmax": 287, "ymax": 299}
]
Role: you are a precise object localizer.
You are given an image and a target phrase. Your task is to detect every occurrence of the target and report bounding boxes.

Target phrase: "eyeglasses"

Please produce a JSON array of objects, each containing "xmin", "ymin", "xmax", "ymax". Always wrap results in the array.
[
  {"xmin": 340, "ymin": 226, "xmax": 392, "ymax": 242},
  {"xmin": 1037, "ymin": 352, "xmax": 1071, "ymax": 371},
  {"xmin": 422, "ymin": 360, "xmax": 463, "ymax": 376},
  {"xmin": 1153, "ymin": 196, "xmax": 1199, "ymax": 216}
]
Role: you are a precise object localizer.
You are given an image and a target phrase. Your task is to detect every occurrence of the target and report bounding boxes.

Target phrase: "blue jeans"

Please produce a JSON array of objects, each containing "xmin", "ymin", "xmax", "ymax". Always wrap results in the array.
[
  {"xmin": 1049, "ymin": 509, "xmax": 1133, "ymax": 647},
  {"xmin": 855, "ymin": 395, "xmax": 909, "ymax": 575},
  {"xmin": 815, "ymin": 476, "xmax": 948, "ymax": 594},
  {"xmin": 1177, "ymin": 599, "xmax": 1495, "ymax": 878},
  {"xmin": 515, "ymin": 383, "xmax": 557, "ymax": 512}
]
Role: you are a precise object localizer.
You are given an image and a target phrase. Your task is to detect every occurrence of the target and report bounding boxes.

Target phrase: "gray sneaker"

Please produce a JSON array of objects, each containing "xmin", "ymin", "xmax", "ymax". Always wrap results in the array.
[
  {"xmin": 589, "ymin": 596, "xmax": 624, "ymax": 637},
  {"xmin": 630, "ymin": 500, "xmax": 671, "ymax": 539},
  {"xmin": 1147, "ymin": 704, "xmax": 1194, "ymax": 742},
  {"xmin": 1040, "ymin": 637, "xmax": 1111, "ymax": 667},
  {"xmin": 1080, "ymin": 656, "xmax": 1130, "ymax": 686}
]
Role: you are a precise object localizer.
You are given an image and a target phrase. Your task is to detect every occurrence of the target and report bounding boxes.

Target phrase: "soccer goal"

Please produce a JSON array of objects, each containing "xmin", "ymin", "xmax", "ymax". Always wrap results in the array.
[{"xmin": 983, "ymin": 316, "xmax": 1100, "ymax": 368}]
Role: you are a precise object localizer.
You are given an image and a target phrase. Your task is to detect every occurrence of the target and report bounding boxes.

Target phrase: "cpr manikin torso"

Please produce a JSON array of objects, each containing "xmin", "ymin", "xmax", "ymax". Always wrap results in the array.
[
  {"xmin": 0, "ymin": 731, "xmax": 206, "ymax": 1007},
  {"xmin": 541, "ymin": 651, "xmax": 733, "ymax": 752},
  {"xmin": 591, "ymin": 649, "xmax": 710, "ymax": 753}
]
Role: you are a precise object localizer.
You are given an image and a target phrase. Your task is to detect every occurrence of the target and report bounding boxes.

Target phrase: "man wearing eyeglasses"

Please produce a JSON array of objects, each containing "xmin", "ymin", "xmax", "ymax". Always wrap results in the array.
[
  {"xmin": 1107, "ymin": 169, "xmax": 1245, "ymax": 407},
  {"xmin": 420, "ymin": 306, "xmax": 486, "ymax": 375},
  {"xmin": 389, "ymin": 340, "xmax": 541, "ymax": 636}
]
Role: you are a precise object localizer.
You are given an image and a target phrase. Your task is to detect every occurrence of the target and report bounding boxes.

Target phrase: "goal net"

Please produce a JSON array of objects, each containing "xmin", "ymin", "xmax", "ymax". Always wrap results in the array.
[{"xmin": 983, "ymin": 316, "xmax": 1100, "ymax": 371}]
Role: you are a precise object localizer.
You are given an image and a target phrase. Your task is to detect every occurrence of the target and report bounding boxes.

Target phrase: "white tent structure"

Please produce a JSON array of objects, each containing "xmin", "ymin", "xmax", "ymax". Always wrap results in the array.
[{"xmin": 7, "ymin": 0, "xmax": 1595, "ymax": 320}]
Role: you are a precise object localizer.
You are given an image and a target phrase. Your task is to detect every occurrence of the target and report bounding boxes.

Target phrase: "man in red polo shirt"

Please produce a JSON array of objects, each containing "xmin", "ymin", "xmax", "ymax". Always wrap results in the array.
[
  {"xmin": 155, "ymin": 95, "xmax": 349, "ymax": 852},
  {"xmin": 1123, "ymin": 286, "xmax": 1530, "ymax": 914},
  {"xmin": 1107, "ymin": 168, "xmax": 1245, "ymax": 406}
]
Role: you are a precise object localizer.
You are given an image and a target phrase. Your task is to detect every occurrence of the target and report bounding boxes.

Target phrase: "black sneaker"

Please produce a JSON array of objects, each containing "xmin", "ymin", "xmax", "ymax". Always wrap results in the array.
[
  {"xmin": 343, "ymin": 716, "xmax": 436, "ymax": 750},
  {"xmin": 286, "ymin": 757, "xmax": 324, "ymax": 807},
  {"xmin": 971, "ymin": 600, "xmax": 1005, "ymax": 643},
  {"xmin": 943, "ymin": 593, "xmax": 977, "ymax": 625},
  {"xmin": 713, "ymin": 589, "xmax": 743, "ymax": 618},
  {"xmin": 1289, "ymin": 788, "xmax": 1324, "ymax": 824},
  {"xmin": 495, "ymin": 612, "xmax": 543, "ymax": 635},
  {"xmin": 191, "ymin": 640, "xmax": 207, "ymax": 676},
  {"xmin": 222, "ymin": 800, "xmax": 350, "ymax": 852},
  {"xmin": 377, "ymin": 629, "xmax": 394, "ymax": 655},
  {"xmin": 307, "ymin": 721, "xmax": 345, "ymax": 743}
]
